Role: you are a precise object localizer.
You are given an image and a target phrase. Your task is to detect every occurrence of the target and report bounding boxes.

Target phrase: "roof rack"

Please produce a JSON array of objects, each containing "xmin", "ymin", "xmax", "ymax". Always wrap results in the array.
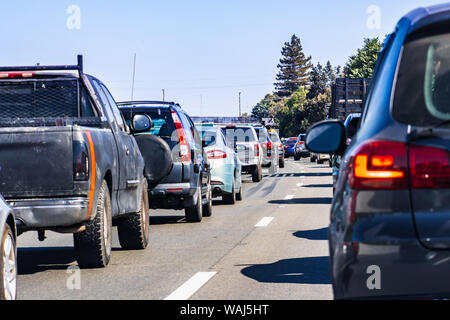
[
  {"xmin": 0, "ymin": 55, "xmax": 84, "ymax": 75},
  {"xmin": 117, "ymin": 101, "xmax": 179, "ymax": 107}
]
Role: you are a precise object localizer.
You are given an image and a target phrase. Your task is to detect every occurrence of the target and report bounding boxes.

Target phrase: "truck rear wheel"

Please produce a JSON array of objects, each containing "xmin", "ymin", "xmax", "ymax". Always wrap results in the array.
[
  {"xmin": 74, "ymin": 180, "xmax": 112, "ymax": 268},
  {"xmin": 185, "ymin": 186, "xmax": 203, "ymax": 223},
  {"xmin": 117, "ymin": 180, "xmax": 150, "ymax": 250}
]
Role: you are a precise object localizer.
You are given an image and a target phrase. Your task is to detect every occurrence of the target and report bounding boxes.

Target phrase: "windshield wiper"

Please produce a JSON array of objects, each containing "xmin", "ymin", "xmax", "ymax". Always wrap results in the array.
[{"xmin": 408, "ymin": 120, "xmax": 450, "ymax": 142}]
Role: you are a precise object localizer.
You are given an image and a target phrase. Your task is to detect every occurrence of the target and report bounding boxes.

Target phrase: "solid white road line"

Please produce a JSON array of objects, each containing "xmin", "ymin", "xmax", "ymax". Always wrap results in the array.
[
  {"xmin": 284, "ymin": 195, "xmax": 295, "ymax": 200},
  {"xmin": 164, "ymin": 272, "xmax": 217, "ymax": 300},
  {"xmin": 255, "ymin": 217, "xmax": 274, "ymax": 227}
]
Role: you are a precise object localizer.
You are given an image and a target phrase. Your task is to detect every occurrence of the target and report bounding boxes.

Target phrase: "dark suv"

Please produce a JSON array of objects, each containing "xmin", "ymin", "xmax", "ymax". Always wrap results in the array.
[
  {"xmin": 119, "ymin": 101, "xmax": 212, "ymax": 223},
  {"xmin": 306, "ymin": 4, "xmax": 450, "ymax": 299}
]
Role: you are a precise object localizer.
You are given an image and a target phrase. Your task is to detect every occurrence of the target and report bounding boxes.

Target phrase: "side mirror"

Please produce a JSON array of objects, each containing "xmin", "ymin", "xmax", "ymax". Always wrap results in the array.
[
  {"xmin": 306, "ymin": 120, "xmax": 346, "ymax": 156},
  {"xmin": 131, "ymin": 114, "xmax": 152, "ymax": 133}
]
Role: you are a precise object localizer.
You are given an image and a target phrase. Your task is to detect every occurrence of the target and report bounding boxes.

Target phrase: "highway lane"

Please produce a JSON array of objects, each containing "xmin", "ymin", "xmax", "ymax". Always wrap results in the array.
[{"xmin": 16, "ymin": 158, "xmax": 333, "ymax": 300}]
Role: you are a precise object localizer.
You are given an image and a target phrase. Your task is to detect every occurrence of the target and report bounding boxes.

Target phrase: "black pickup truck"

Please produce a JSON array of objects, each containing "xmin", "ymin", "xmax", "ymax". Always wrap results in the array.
[{"xmin": 0, "ymin": 56, "xmax": 150, "ymax": 268}]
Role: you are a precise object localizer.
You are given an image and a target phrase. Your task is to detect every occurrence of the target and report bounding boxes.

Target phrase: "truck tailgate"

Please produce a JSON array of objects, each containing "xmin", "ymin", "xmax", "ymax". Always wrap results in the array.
[{"xmin": 0, "ymin": 127, "xmax": 74, "ymax": 198}]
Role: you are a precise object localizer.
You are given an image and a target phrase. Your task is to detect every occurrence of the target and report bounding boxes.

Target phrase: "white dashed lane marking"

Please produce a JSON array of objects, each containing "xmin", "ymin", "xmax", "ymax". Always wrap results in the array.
[
  {"xmin": 165, "ymin": 272, "xmax": 217, "ymax": 300},
  {"xmin": 255, "ymin": 217, "xmax": 275, "ymax": 227}
]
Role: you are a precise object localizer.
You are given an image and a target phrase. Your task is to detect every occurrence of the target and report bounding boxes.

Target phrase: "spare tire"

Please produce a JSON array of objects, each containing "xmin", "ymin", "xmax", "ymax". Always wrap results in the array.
[{"xmin": 134, "ymin": 134, "xmax": 173, "ymax": 185}]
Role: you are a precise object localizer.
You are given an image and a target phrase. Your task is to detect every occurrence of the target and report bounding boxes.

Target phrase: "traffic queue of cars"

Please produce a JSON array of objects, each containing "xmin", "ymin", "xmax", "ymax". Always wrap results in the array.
[
  {"xmin": 0, "ymin": 58, "xmax": 278, "ymax": 300},
  {"xmin": 306, "ymin": 3, "xmax": 450, "ymax": 299}
]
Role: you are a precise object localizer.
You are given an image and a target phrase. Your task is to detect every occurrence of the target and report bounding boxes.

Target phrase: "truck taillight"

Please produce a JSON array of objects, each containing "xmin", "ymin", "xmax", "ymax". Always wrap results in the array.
[
  {"xmin": 348, "ymin": 140, "xmax": 408, "ymax": 190},
  {"xmin": 171, "ymin": 110, "xmax": 191, "ymax": 163},
  {"xmin": 73, "ymin": 141, "xmax": 89, "ymax": 181},
  {"xmin": 0, "ymin": 72, "xmax": 34, "ymax": 79},
  {"xmin": 255, "ymin": 143, "xmax": 260, "ymax": 157}
]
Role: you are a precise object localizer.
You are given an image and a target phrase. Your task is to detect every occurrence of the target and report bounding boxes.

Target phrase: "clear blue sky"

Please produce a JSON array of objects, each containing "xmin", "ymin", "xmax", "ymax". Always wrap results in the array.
[{"xmin": 0, "ymin": 0, "xmax": 446, "ymax": 116}]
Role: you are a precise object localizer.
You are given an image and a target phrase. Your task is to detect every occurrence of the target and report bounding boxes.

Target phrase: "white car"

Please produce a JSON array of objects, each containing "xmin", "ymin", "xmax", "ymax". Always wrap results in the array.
[
  {"xmin": 220, "ymin": 125, "xmax": 263, "ymax": 183},
  {"xmin": 197, "ymin": 126, "xmax": 243, "ymax": 204}
]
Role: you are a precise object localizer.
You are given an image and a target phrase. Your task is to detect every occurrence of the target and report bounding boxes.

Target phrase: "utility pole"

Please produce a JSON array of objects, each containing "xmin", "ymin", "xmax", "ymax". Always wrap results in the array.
[
  {"xmin": 239, "ymin": 92, "xmax": 242, "ymax": 117},
  {"xmin": 162, "ymin": 89, "xmax": 165, "ymax": 102},
  {"xmin": 131, "ymin": 53, "xmax": 136, "ymax": 101}
]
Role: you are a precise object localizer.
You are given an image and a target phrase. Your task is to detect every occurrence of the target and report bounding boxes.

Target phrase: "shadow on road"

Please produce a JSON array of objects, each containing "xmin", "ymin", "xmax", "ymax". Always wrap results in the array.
[
  {"xmin": 263, "ymin": 172, "xmax": 332, "ymax": 178},
  {"xmin": 268, "ymin": 197, "xmax": 332, "ymax": 205},
  {"xmin": 18, "ymin": 247, "xmax": 76, "ymax": 275},
  {"xmin": 293, "ymin": 227, "xmax": 329, "ymax": 241},
  {"xmin": 303, "ymin": 184, "xmax": 333, "ymax": 188},
  {"xmin": 239, "ymin": 256, "xmax": 330, "ymax": 284},
  {"xmin": 149, "ymin": 216, "xmax": 186, "ymax": 225}
]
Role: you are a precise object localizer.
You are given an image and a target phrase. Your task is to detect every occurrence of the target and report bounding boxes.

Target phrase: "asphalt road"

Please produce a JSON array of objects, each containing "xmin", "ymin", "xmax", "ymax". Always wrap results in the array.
[{"xmin": 16, "ymin": 158, "xmax": 333, "ymax": 300}]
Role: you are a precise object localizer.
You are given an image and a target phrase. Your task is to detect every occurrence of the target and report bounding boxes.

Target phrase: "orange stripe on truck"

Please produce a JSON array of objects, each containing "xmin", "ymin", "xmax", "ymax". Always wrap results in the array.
[{"xmin": 85, "ymin": 131, "xmax": 96, "ymax": 220}]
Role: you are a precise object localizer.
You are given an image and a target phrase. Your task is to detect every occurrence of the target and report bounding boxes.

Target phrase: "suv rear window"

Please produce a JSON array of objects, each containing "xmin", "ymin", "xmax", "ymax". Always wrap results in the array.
[
  {"xmin": 0, "ymin": 79, "xmax": 82, "ymax": 118},
  {"xmin": 393, "ymin": 27, "xmax": 450, "ymax": 127}
]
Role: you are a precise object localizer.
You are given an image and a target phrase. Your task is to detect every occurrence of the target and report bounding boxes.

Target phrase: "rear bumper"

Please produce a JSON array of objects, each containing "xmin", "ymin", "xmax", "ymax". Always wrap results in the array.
[
  {"xmin": 8, "ymin": 198, "xmax": 89, "ymax": 231},
  {"xmin": 149, "ymin": 182, "xmax": 198, "ymax": 209},
  {"xmin": 332, "ymin": 239, "xmax": 450, "ymax": 299}
]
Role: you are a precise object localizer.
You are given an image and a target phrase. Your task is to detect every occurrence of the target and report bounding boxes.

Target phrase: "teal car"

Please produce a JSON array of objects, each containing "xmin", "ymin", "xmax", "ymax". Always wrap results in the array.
[{"xmin": 197, "ymin": 126, "xmax": 243, "ymax": 204}]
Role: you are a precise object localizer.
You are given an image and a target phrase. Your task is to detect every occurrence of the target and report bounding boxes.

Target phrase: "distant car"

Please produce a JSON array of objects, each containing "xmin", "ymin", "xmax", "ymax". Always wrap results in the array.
[
  {"xmin": 0, "ymin": 196, "xmax": 16, "ymax": 300},
  {"xmin": 221, "ymin": 125, "xmax": 263, "ymax": 183},
  {"xmin": 254, "ymin": 127, "xmax": 276, "ymax": 167},
  {"xmin": 313, "ymin": 152, "xmax": 331, "ymax": 165},
  {"xmin": 283, "ymin": 137, "xmax": 298, "ymax": 157},
  {"xmin": 294, "ymin": 134, "xmax": 309, "ymax": 160},
  {"xmin": 119, "ymin": 101, "xmax": 213, "ymax": 223},
  {"xmin": 197, "ymin": 126, "xmax": 243, "ymax": 204},
  {"xmin": 269, "ymin": 131, "xmax": 285, "ymax": 168},
  {"xmin": 307, "ymin": 4, "xmax": 450, "ymax": 299}
]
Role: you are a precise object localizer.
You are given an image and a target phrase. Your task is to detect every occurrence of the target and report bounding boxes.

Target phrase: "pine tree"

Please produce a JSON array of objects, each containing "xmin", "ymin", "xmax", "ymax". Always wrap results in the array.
[
  {"xmin": 344, "ymin": 38, "xmax": 382, "ymax": 78},
  {"xmin": 307, "ymin": 62, "xmax": 328, "ymax": 100},
  {"xmin": 274, "ymin": 35, "xmax": 312, "ymax": 97}
]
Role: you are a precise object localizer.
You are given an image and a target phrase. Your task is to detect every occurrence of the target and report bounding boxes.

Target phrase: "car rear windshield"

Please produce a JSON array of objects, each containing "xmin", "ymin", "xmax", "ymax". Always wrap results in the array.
[
  {"xmin": 221, "ymin": 127, "xmax": 256, "ymax": 142},
  {"xmin": 122, "ymin": 108, "xmax": 176, "ymax": 138},
  {"xmin": 0, "ymin": 79, "xmax": 94, "ymax": 118},
  {"xmin": 199, "ymin": 129, "xmax": 218, "ymax": 147},
  {"xmin": 393, "ymin": 27, "xmax": 450, "ymax": 127}
]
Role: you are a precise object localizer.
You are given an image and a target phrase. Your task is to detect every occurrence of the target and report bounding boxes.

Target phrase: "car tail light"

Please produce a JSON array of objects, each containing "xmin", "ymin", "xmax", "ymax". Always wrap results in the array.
[
  {"xmin": 255, "ymin": 143, "xmax": 260, "ymax": 157},
  {"xmin": 0, "ymin": 72, "xmax": 34, "ymax": 79},
  {"xmin": 349, "ymin": 140, "xmax": 450, "ymax": 190},
  {"xmin": 171, "ymin": 110, "xmax": 191, "ymax": 163},
  {"xmin": 207, "ymin": 149, "xmax": 227, "ymax": 159},
  {"xmin": 279, "ymin": 143, "xmax": 283, "ymax": 149},
  {"xmin": 409, "ymin": 145, "xmax": 450, "ymax": 189},
  {"xmin": 348, "ymin": 140, "xmax": 408, "ymax": 190},
  {"xmin": 73, "ymin": 141, "xmax": 89, "ymax": 181}
]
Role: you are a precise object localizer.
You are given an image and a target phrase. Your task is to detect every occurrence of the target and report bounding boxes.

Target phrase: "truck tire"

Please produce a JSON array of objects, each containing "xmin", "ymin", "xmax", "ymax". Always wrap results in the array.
[
  {"xmin": 223, "ymin": 180, "xmax": 236, "ymax": 204},
  {"xmin": 202, "ymin": 185, "xmax": 213, "ymax": 217},
  {"xmin": 252, "ymin": 165, "xmax": 262, "ymax": 183},
  {"xmin": 185, "ymin": 186, "xmax": 203, "ymax": 223},
  {"xmin": 0, "ymin": 223, "xmax": 16, "ymax": 300},
  {"xmin": 74, "ymin": 180, "xmax": 112, "ymax": 268},
  {"xmin": 117, "ymin": 180, "xmax": 150, "ymax": 250}
]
